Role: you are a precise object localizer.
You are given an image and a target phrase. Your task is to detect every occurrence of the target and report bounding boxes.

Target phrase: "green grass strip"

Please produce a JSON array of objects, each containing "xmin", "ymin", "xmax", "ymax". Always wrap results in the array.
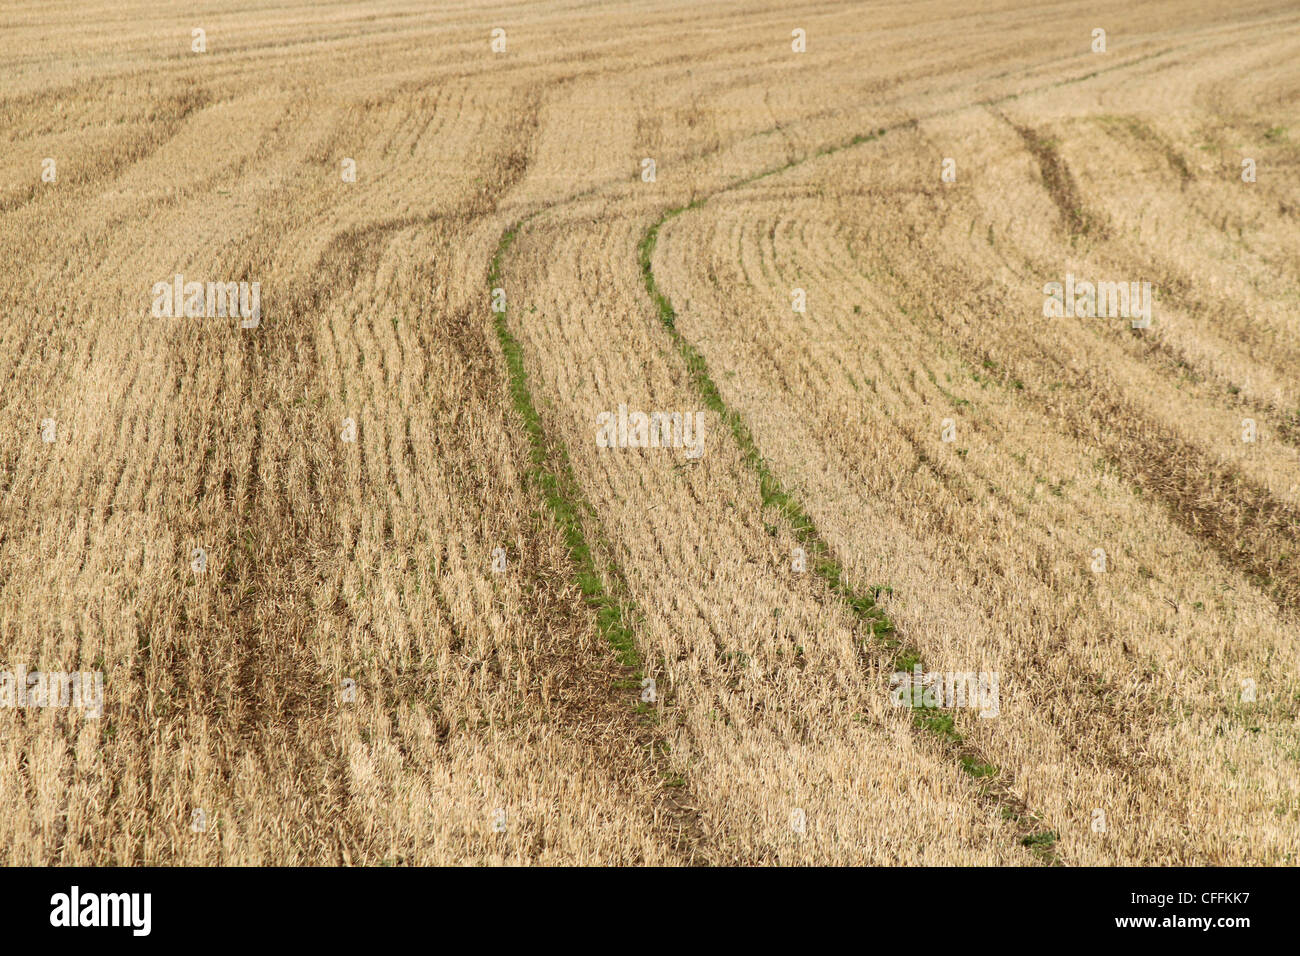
[
  {"xmin": 637, "ymin": 131, "xmax": 1030, "ymax": 775},
  {"xmin": 637, "ymin": 130, "xmax": 1068, "ymax": 863},
  {"xmin": 490, "ymin": 222, "xmax": 640, "ymax": 670},
  {"xmin": 637, "ymin": 134, "xmax": 899, "ymax": 649}
]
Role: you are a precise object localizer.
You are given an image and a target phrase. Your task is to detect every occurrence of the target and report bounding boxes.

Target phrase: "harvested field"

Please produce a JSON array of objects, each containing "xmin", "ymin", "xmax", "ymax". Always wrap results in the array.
[{"xmin": 1, "ymin": 0, "xmax": 1297, "ymax": 865}]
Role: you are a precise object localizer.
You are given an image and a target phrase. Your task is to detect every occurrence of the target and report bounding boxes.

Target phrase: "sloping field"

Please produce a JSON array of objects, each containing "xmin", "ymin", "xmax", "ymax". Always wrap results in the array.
[{"xmin": 1, "ymin": 0, "xmax": 1296, "ymax": 864}]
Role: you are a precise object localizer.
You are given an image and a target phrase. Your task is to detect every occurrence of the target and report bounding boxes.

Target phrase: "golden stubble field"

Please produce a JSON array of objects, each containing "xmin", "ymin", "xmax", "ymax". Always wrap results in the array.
[{"xmin": 1, "ymin": 0, "xmax": 1297, "ymax": 865}]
